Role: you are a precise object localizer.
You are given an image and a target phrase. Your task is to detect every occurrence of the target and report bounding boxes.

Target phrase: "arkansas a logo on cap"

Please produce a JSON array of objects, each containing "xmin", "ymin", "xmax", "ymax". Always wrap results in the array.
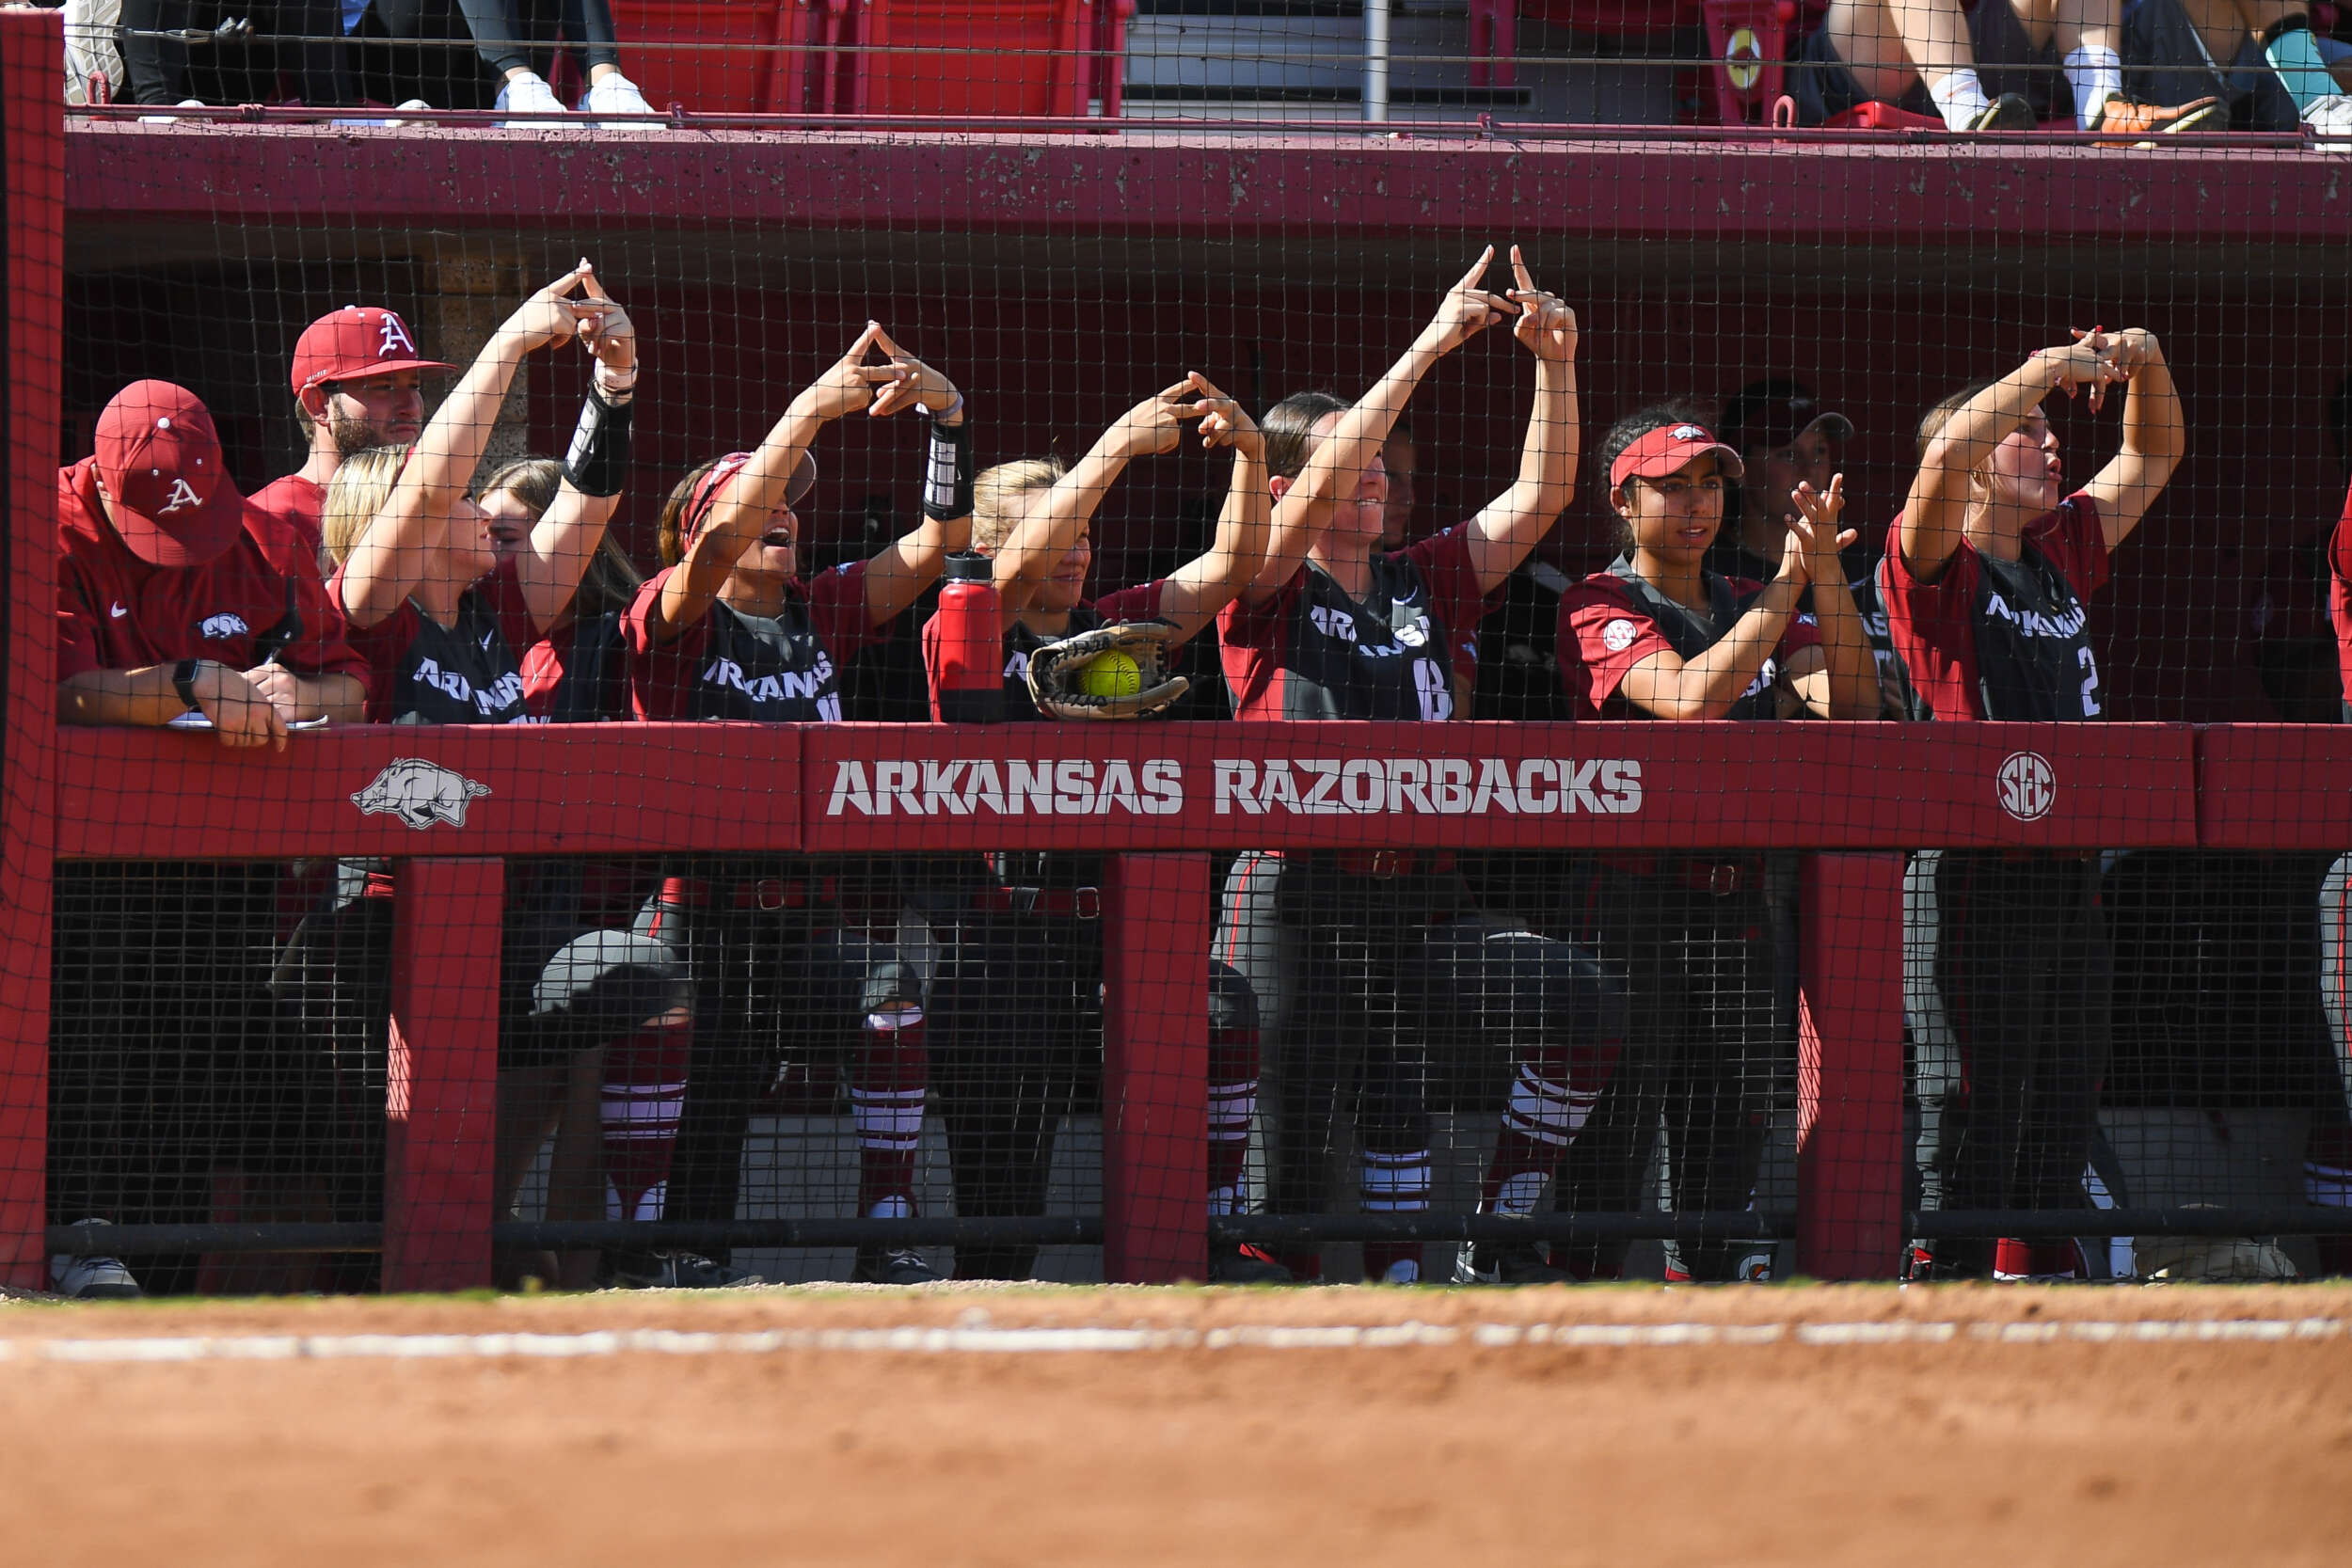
[
  {"xmin": 155, "ymin": 476, "xmax": 205, "ymax": 515},
  {"xmin": 378, "ymin": 313, "xmax": 419, "ymax": 357}
]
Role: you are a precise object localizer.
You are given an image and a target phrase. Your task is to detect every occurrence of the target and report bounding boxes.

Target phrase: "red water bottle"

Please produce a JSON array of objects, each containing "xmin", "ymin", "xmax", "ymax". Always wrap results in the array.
[{"xmin": 933, "ymin": 551, "xmax": 1004, "ymax": 724}]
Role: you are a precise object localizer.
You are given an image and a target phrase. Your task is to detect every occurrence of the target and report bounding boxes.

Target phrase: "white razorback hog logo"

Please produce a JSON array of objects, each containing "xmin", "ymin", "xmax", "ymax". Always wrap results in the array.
[
  {"xmin": 351, "ymin": 758, "xmax": 493, "ymax": 830},
  {"xmin": 1996, "ymin": 750, "xmax": 2056, "ymax": 822},
  {"xmin": 379, "ymin": 313, "xmax": 419, "ymax": 356},
  {"xmin": 1671, "ymin": 424, "xmax": 1708, "ymax": 441},
  {"xmin": 199, "ymin": 612, "xmax": 249, "ymax": 639},
  {"xmin": 156, "ymin": 477, "xmax": 204, "ymax": 515}
]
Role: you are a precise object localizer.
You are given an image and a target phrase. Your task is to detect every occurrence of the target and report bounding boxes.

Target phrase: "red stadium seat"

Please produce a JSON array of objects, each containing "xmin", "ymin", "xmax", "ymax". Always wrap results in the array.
[
  {"xmin": 606, "ymin": 1, "xmax": 789, "ymax": 114},
  {"xmin": 1701, "ymin": 0, "xmax": 1794, "ymax": 126},
  {"xmin": 850, "ymin": 0, "xmax": 1094, "ymax": 118}
]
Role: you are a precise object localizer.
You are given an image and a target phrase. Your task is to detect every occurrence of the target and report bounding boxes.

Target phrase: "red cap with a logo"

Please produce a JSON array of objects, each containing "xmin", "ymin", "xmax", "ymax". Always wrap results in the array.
[
  {"xmin": 92, "ymin": 380, "xmax": 248, "ymax": 567},
  {"xmin": 1609, "ymin": 420, "xmax": 1747, "ymax": 492},
  {"xmin": 290, "ymin": 306, "xmax": 453, "ymax": 396}
]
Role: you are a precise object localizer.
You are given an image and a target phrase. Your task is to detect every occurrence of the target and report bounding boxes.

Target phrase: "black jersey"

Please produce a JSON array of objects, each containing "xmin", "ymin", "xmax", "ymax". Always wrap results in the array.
[
  {"xmin": 625, "ymin": 562, "xmax": 878, "ymax": 723},
  {"xmin": 334, "ymin": 561, "xmax": 533, "ymax": 726},
  {"xmin": 1218, "ymin": 525, "xmax": 1489, "ymax": 721},
  {"xmin": 1881, "ymin": 494, "xmax": 2110, "ymax": 722}
]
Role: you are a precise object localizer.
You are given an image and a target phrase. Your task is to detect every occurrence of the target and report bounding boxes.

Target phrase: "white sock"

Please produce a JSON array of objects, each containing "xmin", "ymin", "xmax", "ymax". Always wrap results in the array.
[
  {"xmin": 1928, "ymin": 69, "xmax": 1993, "ymax": 132},
  {"xmin": 2062, "ymin": 44, "xmax": 2123, "ymax": 129}
]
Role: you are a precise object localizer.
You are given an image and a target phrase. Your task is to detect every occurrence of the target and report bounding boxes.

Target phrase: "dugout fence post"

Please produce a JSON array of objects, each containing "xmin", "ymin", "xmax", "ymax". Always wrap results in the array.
[
  {"xmin": 383, "ymin": 858, "xmax": 505, "ymax": 1291},
  {"xmin": 1794, "ymin": 851, "xmax": 1907, "ymax": 1279},
  {"xmin": 0, "ymin": 9, "xmax": 63, "ymax": 1291},
  {"xmin": 1101, "ymin": 852, "xmax": 1209, "ymax": 1283}
]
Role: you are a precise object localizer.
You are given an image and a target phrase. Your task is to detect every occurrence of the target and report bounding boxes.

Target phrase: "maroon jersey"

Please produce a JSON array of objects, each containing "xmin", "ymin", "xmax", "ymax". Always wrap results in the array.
[
  {"xmin": 1560, "ymin": 561, "xmax": 1820, "ymax": 721},
  {"xmin": 920, "ymin": 580, "xmax": 1166, "ymax": 722},
  {"xmin": 623, "ymin": 560, "xmax": 875, "ymax": 722},
  {"xmin": 1879, "ymin": 492, "xmax": 2109, "ymax": 721},
  {"xmin": 1218, "ymin": 525, "xmax": 1490, "ymax": 721},
  {"xmin": 56, "ymin": 457, "xmax": 368, "ymax": 690},
  {"xmin": 330, "ymin": 556, "xmax": 536, "ymax": 725},
  {"xmin": 249, "ymin": 472, "xmax": 327, "ymax": 568},
  {"xmin": 2329, "ymin": 475, "xmax": 2352, "ymax": 722}
]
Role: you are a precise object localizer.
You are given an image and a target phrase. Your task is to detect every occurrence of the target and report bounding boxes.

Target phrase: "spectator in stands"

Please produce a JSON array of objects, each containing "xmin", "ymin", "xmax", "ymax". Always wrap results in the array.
[
  {"xmin": 1793, "ymin": 0, "xmax": 2223, "ymax": 134},
  {"xmin": 1549, "ymin": 411, "xmax": 1877, "ymax": 1283},
  {"xmin": 1212, "ymin": 248, "xmax": 1625, "ymax": 1286},
  {"xmin": 252, "ymin": 305, "xmax": 451, "ymax": 564},
  {"xmin": 274, "ymin": 262, "xmax": 660, "ymax": 1288},
  {"xmin": 347, "ymin": 0, "xmax": 652, "ymax": 117},
  {"xmin": 114, "ymin": 0, "xmax": 346, "ymax": 110},
  {"xmin": 1881, "ymin": 327, "xmax": 2183, "ymax": 1279},
  {"xmin": 916, "ymin": 374, "xmax": 1280, "ymax": 1280},
  {"xmin": 2122, "ymin": 0, "xmax": 2352, "ymax": 139},
  {"xmin": 51, "ymin": 378, "xmax": 372, "ymax": 1299},
  {"xmin": 622, "ymin": 324, "xmax": 970, "ymax": 1286}
]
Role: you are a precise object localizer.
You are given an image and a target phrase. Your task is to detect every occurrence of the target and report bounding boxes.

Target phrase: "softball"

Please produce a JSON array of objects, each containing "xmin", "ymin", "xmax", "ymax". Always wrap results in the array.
[{"xmin": 1076, "ymin": 650, "xmax": 1143, "ymax": 698}]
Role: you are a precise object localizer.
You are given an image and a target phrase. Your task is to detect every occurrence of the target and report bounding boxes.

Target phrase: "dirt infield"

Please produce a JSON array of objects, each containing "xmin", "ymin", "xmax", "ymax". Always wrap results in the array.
[{"xmin": 3, "ymin": 1283, "xmax": 2347, "ymax": 1567}]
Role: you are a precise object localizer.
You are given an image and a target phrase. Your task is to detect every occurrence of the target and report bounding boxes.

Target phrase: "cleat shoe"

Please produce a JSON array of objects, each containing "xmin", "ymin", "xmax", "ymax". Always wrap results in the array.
[
  {"xmin": 495, "ymin": 70, "xmax": 568, "ymax": 128},
  {"xmin": 1965, "ymin": 93, "xmax": 2038, "ymax": 132},
  {"xmin": 2093, "ymin": 94, "xmax": 2222, "ymax": 145},
  {"xmin": 605, "ymin": 1249, "xmax": 763, "ymax": 1289},
  {"xmin": 2303, "ymin": 93, "xmax": 2352, "ymax": 152},
  {"xmin": 580, "ymin": 71, "xmax": 660, "ymax": 126},
  {"xmin": 852, "ymin": 1247, "xmax": 941, "ymax": 1285},
  {"xmin": 1373, "ymin": 1258, "xmax": 1423, "ymax": 1285},
  {"xmin": 1453, "ymin": 1238, "xmax": 1568, "ymax": 1285},
  {"xmin": 1208, "ymin": 1242, "xmax": 1295, "ymax": 1284},
  {"xmin": 50, "ymin": 1219, "xmax": 141, "ymax": 1300}
]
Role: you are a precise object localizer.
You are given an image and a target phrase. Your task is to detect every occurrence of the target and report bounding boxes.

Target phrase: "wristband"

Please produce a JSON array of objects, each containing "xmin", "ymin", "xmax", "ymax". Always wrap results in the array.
[
  {"xmin": 921, "ymin": 414, "xmax": 974, "ymax": 522},
  {"xmin": 172, "ymin": 658, "xmax": 204, "ymax": 712},
  {"xmin": 917, "ymin": 391, "xmax": 965, "ymax": 423},
  {"xmin": 564, "ymin": 385, "xmax": 635, "ymax": 499}
]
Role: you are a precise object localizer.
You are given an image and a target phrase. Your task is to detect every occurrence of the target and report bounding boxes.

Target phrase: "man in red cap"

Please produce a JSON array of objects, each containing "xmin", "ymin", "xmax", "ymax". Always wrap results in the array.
[
  {"xmin": 60, "ymin": 378, "xmax": 371, "ymax": 748},
  {"xmin": 51, "ymin": 380, "xmax": 373, "ymax": 1300},
  {"xmin": 251, "ymin": 306, "xmax": 452, "ymax": 562}
]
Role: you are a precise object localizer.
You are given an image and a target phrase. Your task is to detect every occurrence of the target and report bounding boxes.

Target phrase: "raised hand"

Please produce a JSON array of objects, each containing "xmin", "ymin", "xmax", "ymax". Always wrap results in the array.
[
  {"xmin": 1105, "ymin": 380, "xmax": 1211, "ymax": 461},
  {"xmin": 1505, "ymin": 245, "xmax": 1577, "ymax": 364},
  {"xmin": 1419, "ymin": 246, "xmax": 1518, "ymax": 356},
  {"xmin": 574, "ymin": 261, "xmax": 638, "ymax": 387},
  {"xmin": 793, "ymin": 323, "xmax": 898, "ymax": 421},
  {"xmin": 864, "ymin": 325, "xmax": 962, "ymax": 420},
  {"xmin": 2040, "ymin": 327, "xmax": 2127, "ymax": 415},
  {"xmin": 1185, "ymin": 372, "xmax": 1262, "ymax": 460},
  {"xmin": 500, "ymin": 262, "xmax": 609, "ymax": 356},
  {"xmin": 1790, "ymin": 473, "xmax": 1857, "ymax": 578},
  {"xmin": 2075, "ymin": 325, "xmax": 2158, "ymax": 387}
]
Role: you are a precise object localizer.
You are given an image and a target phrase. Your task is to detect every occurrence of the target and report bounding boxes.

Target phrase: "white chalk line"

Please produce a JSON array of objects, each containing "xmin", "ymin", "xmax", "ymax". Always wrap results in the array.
[{"xmin": 0, "ymin": 1317, "xmax": 2342, "ymax": 1365}]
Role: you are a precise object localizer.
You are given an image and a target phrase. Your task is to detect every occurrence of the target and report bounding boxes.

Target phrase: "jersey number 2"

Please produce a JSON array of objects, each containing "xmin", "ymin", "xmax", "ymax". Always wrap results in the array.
[{"xmin": 2077, "ymin": 646, "xmax": 2102, "ymax": 718}]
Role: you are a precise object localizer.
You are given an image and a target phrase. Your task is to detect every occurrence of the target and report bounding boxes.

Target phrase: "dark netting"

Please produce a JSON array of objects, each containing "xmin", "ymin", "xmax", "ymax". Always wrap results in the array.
[{"xmin": 2, "ymin": 2, "xmax": 2350, "ymax": 1300}]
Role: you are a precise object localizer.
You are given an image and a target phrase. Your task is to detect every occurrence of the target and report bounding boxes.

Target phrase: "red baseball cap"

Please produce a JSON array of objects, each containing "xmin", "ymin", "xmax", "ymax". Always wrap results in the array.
[
  {"xmin": 92, "ymin": 380, "xmax": 247, "ymax": 567},
  {"xmin": 290, "ymin": 306, "xmax": 453, "ymax": 396},
  {"xmin": 1609, "ymin": 421, "xmax": 1747, "ymax": 492}
]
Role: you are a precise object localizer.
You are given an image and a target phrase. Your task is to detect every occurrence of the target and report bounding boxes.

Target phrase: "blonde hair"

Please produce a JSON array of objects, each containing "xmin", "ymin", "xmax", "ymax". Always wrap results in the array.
[
  {"xmin": 320, "ymin": 444, "xmax": 412, "ymax": 572},
  {"xmin": 970, "ymin": 456, "xmax": 1067, "ymax": 553}
]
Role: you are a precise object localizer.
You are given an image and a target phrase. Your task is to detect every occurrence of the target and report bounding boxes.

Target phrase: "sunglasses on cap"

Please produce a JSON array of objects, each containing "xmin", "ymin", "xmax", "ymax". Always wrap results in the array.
[{"xmin": 680, "ymin": 449, "xmax": 818, "ymax": 546}]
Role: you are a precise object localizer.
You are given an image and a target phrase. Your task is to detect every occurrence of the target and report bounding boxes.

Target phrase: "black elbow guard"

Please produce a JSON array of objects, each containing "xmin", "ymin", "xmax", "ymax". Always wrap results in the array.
[
  {"xmin": 564, "ymin": 387, "xmax": 635, "ymax": 498},
  {"xmin": 921, "ymin": 414, "xmax": 974, "ymax": 522}
]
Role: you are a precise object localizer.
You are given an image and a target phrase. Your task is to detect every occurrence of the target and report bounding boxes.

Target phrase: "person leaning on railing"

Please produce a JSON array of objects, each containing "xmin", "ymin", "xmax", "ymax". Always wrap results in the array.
[
  {"xmin": 913, "ymin": 373, "xmax": 1285, "ymax": 1282},
  {"xmin": 269, "ymin": 261, "xmax": 670, "ymax": 1287},
  {"xmin": 1547, "ymin": 409, "xmax": 1878, "ymax": 1287},
  {"xmin": 1880, "ymin": 326, "xmax": 2184, "ymax": 1281},
  {"xmin": 620, "ymin": 323, "xmax": 972, "ymax": 1288},
  {"xmin": 1211, "ymin": 247, "xmax": 1625, "ymax": 1288},
  {"xmin": 49, "ymin": 378, "xmax": 373, "ymax": 1300}
]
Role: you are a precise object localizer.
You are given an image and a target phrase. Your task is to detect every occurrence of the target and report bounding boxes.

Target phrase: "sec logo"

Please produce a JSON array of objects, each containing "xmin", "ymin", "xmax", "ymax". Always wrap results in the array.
[
  {"xmin": 1601, "ymin": 619, "xmax": 1639, "ymax": 653},
  {"xmin": 1995, "ymin": 750, "xmax": 2056, "ymax": 822}
]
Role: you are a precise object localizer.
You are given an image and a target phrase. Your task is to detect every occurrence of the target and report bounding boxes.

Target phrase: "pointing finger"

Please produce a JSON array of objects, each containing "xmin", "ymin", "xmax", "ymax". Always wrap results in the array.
[
  {"xmin": 867, "ymin": 324, "xmax": 907, "ymax": 360},
  {"xmin": 1453, "ymin": 245, "xmax": 1496, "ymax": 293},
  {"xmin": 1509, "ymin": 243, "xmax": 1535, "ymax": 295},
  {"xmin": 1159, "ymin": 378, "xmax": 1197, "ymax": 403}
]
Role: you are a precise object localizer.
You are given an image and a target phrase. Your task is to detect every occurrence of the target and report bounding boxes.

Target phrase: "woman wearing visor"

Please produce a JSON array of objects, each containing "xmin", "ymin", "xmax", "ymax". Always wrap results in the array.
[
  {"xmin": 1549, "ymin": 409, "xmax": 1878, "ymax": 1282},
  {"xmin": 622, "ymin": 324, "xmax": 973, "ymax": 1284}
]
